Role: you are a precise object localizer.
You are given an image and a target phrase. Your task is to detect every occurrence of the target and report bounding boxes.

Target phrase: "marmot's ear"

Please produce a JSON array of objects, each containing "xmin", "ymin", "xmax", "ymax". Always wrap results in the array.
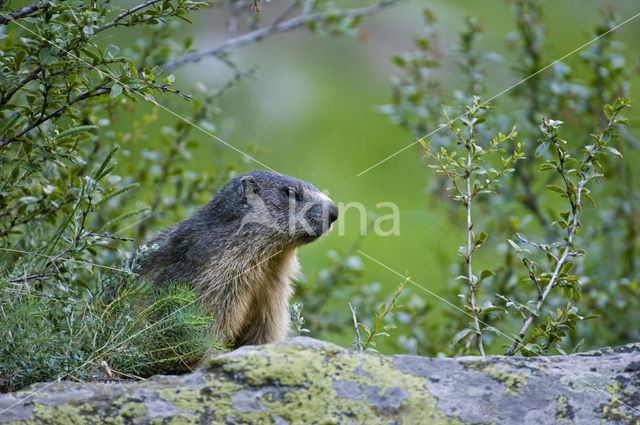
[{"xmin": 241, "ymin": 175, "xmax": 260, "ymax": 198}]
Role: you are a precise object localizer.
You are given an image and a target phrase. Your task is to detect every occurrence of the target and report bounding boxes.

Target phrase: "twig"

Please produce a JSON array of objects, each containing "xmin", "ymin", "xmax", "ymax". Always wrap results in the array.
[
  {"xmin": 463, "ymin": 114, "xmax": 485, "ymax": 357},
  {"xmin": 515, "ymin": 233, "xmax": 558, "ymax": 262},
  {"xmin": 163, "ymin": 0, "xmax": 399, "ymax": 69},
  {"xmin": 349, "ymin": 303, "xmax": 363, "ymax": 351},
  {"xmin": 93, "ymin": 0, "xmax": 164, "ymax": 34},
  {"xmin": 226, "ymin": 0, "xmax": 242, "ymax": 39},
  {"xmin": 0, "ymin": 82, "xmax": 110, "ymax": 148},
  {"xmin": 505, "ymin": 176, "xmax": 584, "ymax": 355},
  {"xmin": 0, "ymin": 1, "xmax": 49, "ymax": 25},
  {"xmin": 86, "ymin": 232, "xmax": 134, "ymax": 241},
  {"xmin": 0, "ymin": 66, "xmax": 42, "ymax": 106}
]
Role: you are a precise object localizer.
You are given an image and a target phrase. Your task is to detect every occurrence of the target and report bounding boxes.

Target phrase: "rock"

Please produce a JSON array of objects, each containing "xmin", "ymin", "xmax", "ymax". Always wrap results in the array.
[{"xmin": 0, "ymin": 337, "xmax": 638, "ymax": 424}]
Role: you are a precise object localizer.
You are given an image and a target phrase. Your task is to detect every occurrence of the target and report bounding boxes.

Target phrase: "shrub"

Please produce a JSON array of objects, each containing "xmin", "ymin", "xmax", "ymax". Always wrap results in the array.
[{"xmin": 376, "ymin": 2, "xmax": 639, "ymax": 355}]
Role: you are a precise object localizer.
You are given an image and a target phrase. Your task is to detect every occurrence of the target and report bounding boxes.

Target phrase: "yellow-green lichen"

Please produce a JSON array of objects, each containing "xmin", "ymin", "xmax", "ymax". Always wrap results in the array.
[
  {"xmin": 155, "ymin": 343, "xmax": 471, "ymax": 424},
  {"xmin": 464, "ymin": 361, "xmax": 528, "ymax": 395},
  {"xmin": 596, "ymin": 379, "xmax": 640, "ymax": 425},
  {"xmin": 555, "ymin": 396, "xmax": 575, "ymax": 423}
]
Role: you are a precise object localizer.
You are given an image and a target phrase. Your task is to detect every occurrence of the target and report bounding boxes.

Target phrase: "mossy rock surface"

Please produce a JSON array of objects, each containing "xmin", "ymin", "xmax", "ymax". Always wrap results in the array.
[{"xmin": 0, "ymin": 337, "xmax": 639, "ymax": 424}]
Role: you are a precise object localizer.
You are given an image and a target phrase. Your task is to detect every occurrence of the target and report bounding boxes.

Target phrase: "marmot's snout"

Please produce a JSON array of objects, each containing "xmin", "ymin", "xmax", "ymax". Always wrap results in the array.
[
  {"xmin": 302, "ymin": 190, "xmax": 339, "ymax": 240},
  {"xmin": 328, "ymin": 202, "xmax": 339, "ymax": 224}
]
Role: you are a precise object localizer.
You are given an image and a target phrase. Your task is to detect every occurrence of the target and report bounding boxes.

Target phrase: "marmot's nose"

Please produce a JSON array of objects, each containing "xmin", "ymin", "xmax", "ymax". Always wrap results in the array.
[{"xmin": 328, "ymin": 203, "xmax": 339, "ymax": 223}]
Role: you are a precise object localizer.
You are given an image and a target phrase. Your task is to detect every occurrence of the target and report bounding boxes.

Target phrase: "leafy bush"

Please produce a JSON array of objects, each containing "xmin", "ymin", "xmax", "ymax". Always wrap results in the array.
[
  {"xmin": 0, "ymin": 250, "xmax": 219, "ymax": 392},
  {"xmin": 375, "ymin": 2, "xmax": 639, "ymax": 355}
]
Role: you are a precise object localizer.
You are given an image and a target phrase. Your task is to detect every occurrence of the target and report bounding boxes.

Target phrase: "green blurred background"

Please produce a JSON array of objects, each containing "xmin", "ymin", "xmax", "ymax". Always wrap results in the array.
[{"xmin": 112, "ymin": 0, "xmax": 640, "ymax": 351}]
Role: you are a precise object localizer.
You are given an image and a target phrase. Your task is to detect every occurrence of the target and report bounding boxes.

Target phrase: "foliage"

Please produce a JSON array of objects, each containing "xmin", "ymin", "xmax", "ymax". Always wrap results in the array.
[
  {"xmin": 0, "ymin": 0, "xmax": 396, "ymax": 391},
  {"xmin": 350, "ymin": 276, "xmax": 408, "ymax": 352},
  {"xmin": 421, "ymin": 98, "xmax": 523, "ymax": 355},
  {"xmin": 378, "ymin": 1, "xmax": 639, "ymax": 356},
  {"xmin": 0, "ymin": 250, "xmax": 220, "ymax": 392}
]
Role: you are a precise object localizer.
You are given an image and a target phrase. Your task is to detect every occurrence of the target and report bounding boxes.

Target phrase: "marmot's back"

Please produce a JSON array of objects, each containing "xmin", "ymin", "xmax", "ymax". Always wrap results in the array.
[{"xmin": 138, "ymin": 170, "xmax": 338, "ymax": 352}]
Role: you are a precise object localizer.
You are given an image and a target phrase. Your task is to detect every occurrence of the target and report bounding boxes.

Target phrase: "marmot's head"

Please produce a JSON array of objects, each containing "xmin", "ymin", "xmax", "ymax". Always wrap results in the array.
[{"xmin": 207, "ymin": 170, "xmax": 339, "ymax": 248}]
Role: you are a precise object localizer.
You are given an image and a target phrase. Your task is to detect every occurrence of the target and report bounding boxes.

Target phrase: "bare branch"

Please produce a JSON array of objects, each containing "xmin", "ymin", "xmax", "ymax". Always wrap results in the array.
[
  {"xmin": 0, "ymin": 1, "xmax": 49, "ymax": 25},
  {"xmin": 349, "ymin": 303, "xmax": 363, "ymax": 351},
  {"xmin": 163, "ymin": 0, "xmax": 399, "ymax": 69},
  {"xmin": 93, "ymin": 0, "xmax": 164, "ymax": 34}
]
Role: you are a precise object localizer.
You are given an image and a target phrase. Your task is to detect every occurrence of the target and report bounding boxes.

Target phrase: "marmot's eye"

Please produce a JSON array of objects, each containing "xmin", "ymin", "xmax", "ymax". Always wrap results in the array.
[{"xmin": 283, "ymin": 187, "xmax": 297, "ymax": 198}]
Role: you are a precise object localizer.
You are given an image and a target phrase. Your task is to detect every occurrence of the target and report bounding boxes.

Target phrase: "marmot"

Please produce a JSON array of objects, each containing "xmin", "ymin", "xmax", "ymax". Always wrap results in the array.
[{"xmin": 138, "ymin": 170, "xmax": 338, "ymax": 352}]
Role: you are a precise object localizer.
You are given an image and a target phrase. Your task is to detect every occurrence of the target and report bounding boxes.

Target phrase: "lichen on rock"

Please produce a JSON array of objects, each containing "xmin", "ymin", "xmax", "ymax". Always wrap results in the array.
[{"xmin": 0, "ymin": 337, "xmax": 638, "ymax": 424}]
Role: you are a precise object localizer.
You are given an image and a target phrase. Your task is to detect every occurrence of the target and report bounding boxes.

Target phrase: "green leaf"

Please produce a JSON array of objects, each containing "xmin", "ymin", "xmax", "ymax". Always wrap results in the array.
[
  {"xmin": 475, "ymin": 231, "xmax": 487, "ymax": 247},
  {"xmin": 561, "ymin": 262, "xmax": 574, "ymax": 274},
  {"xmin": 94, "ymin": 147, "xmax": 119, "ymax": 180},
  {"xmin": 545, "ymin": 185, "xmax": 565, "ymax": 194},
  {"xmin": 93, "ymin": 183, "xmax": 139, "ymax": 209},
  {"xmin": 38, "ymin": 47, "xmax": 56, "ymax": 65},
  {"xmin": 104, "ymin": 44, "xmax": 120, "ymax": 59},
  {"xmin": 507, "ymin": 239, "xmax": 520, "ymax": 251},
  {"xmin": 606, "ymin": 146, "xmax": 623, "ymax": 158},
  {"xmin": 480, "ymin": 269, "xmax": 495, "ymax": 281},
  {"xmin": 391, "ymin": 55, "xmax": 405, "ymax": 67},
  {"xmin": 110, "ymin": 83, "xmax": 123, "ymax": 99},
  {"xmin": 452, "ymin": 328, "xmax": 473, "ymax": 346},
  {"xmin": 56, "ymin": 125, "xmax": 99, "ymax": 139},
  {"xmin": 535, "ymin": 141, "xmax": 550, "ymax": 157},
  {"xmin": 13, "ymin": 50, "xmax": 26, "ymax": 70},
  {"xmin": 0, "ymin": 114, "xmax": 21, "ymax": 137}
]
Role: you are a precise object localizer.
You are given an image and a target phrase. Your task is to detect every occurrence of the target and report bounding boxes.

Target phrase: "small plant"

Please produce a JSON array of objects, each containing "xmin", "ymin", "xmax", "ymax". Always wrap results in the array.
[
  {"xmin": 504, "ymin": 98, "xmax": 631, "ymax": 356},
  {"xmin": 350, "ymin": 276, "xmax": 408, "ymax": 352},
  {"xmin": 422, "ymin": 98, "xmax": 523, "ymax": 355},
  {"xmin": 289, "ymin": 301, "xmax": 310, "ymax": 336}
]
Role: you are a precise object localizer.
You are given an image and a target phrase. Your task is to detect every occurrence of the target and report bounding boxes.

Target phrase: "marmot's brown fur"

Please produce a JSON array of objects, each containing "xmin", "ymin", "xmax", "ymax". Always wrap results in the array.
[{"xmin": 138, "ymin": 170, "xmax": 338, "ymax": 354}]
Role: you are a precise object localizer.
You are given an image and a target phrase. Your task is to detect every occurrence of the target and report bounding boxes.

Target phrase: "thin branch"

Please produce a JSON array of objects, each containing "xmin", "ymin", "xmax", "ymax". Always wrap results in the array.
[
  {"xmin": 301, "ymin": 0, "xmax": 316, "ymax": 16},
  {"xmin": 504, "ymin": 180, "xmax": 583, "ymax": 356},
  {"xmin": 93, "ymin": 0, "xmax": 164, "ymax": 34},
  {"xmin": 463, "ymin": 114, "xmax": 484, "ymax": 357},
  {"xmin": 225, "ymin": 1, "xmax": 242, "ymax": 39},
  {"xmin": 0, "ymin": 82, "xmax": 110, "ymax": 148},
  {"xmin": 0, "ymin": 1, "xmax": 49, "ymax": 25},
  {"xmin": 86, "ymin": 232, "xmax": 134, "ymax": 241},
  {"xmin": 515, "ymin": 233, "xmax": 558, "ymax": 262},
  {"xmin": 163, "ymin": 0, "xmax": 399, "ymax": 69},
  {"xmin": 0, "ymin": 66, "xmax": 42, "ymax": 106},
  {"xmin": 349, "ymin": 303, "xmax": 363, "ymax": 351}
]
